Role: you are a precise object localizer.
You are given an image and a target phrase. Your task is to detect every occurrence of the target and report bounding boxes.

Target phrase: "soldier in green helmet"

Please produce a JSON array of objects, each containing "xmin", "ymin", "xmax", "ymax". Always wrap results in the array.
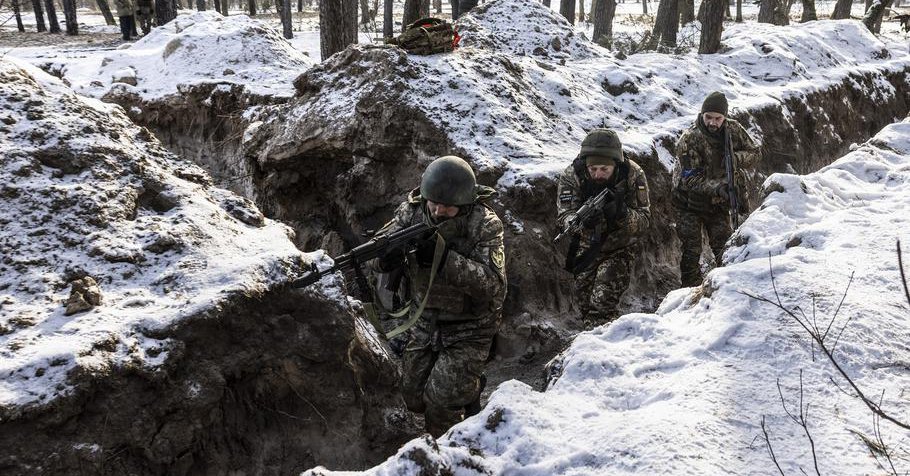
[
  {"xmin": 374, "ymin": 155, "xmax": 506, "ymax": 437},
  {"xmin": 672, "ymin": 91, "xmax": 761, "ymax": 287},
  {"xmin": 556, "ymin": 129, "xmax": 651, "ymax": 327}
]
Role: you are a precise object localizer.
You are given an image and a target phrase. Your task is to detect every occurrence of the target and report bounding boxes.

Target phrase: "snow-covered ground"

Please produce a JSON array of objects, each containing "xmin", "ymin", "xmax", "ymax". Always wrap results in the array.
[
  {"xmin": 305, "ymin": 116, "xmax": 910, "ymax": 476},
  {"xmin": 0, "ymin": 58, "xmax": 308, "ymax": 413}
]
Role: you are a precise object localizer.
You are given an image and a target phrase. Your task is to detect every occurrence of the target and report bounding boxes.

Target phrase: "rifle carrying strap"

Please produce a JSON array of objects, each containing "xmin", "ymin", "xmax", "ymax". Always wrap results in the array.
[{"xmin": 384, "ymin": 232, "xmax": 446, "ymax": 339}]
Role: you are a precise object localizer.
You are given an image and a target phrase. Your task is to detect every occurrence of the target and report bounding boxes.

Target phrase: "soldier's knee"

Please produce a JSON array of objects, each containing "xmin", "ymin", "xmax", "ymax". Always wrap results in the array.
[{"xmin": 425, "ymin": 373, "xmax": 478, "ymax": 408}]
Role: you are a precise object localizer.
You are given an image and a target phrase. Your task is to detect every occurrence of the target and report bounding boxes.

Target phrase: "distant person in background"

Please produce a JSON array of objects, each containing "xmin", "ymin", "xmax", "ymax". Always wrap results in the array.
[
  {"xmin": 136, "ymin": 0, "xmax": 155, "ymax": 35},
  {"xmin": 671, "ymin": 91, "xmax": 761, "ymax": 287},
  {"xmin": 115, "ymin": 0, "xmax": 137, "ymax": 41}
]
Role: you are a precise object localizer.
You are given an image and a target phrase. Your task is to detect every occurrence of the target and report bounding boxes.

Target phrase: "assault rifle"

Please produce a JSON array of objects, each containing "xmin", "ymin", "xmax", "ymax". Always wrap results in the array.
[
  {"xmin": 723, "ymin": 126, "xmax": 740, "ymax": 229},
  {"xmin": 293, "ymin": 222, "xmax": 435, "ymax": 289},
  {"xmin": 553, "ymin": 186, "xmax": 615, "ymax": 243}
]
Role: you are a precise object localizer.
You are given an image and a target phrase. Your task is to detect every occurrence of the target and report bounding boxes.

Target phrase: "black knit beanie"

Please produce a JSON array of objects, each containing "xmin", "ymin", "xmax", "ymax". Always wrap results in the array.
[{"xmin": 701, "ymin": 91, "xmax": 728, "ymax": 116}]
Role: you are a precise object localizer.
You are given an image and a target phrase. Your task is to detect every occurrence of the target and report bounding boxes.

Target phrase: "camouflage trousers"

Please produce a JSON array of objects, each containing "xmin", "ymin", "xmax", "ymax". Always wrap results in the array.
[
  {"xmin": 676, "ymin": 207, "xmax": 732, "ymax": 287},
  {"xmin": 573, "ymin": 244, "xmax": 637, "ymax": 326},
  {"xmin": 401, "ymin": 325, "xmax": 492, "ymax": 437}
]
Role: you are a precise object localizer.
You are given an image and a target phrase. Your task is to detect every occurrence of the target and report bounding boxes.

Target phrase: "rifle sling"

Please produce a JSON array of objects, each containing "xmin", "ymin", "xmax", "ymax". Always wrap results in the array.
[{"xmin": 385, "ymin": 232, "xmax": 446, "ymax": 339}]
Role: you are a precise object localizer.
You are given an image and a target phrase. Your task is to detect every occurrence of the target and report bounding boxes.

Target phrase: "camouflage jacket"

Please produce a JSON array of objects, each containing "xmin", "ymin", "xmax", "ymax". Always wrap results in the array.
[
  {"xmin": 672, "ymin": 117, "xmax": 761, "ymax": 213},
  {"xmin": 375, "ymin": 187, "xmax": 506, "ymax": 339},
  {"xmin": 556, "ymin": 158, "xmax": 651, "ymax": 254}
]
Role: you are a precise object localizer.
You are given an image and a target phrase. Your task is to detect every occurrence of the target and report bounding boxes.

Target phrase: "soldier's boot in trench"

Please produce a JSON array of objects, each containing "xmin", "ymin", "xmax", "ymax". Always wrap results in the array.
[{"xmin": 464, "ymin": 373, "xmax": 487, "ymax": 417}]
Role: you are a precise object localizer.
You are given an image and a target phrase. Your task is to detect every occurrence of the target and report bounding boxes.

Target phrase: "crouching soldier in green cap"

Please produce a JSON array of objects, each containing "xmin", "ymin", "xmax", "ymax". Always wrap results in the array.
[
  {"xmin": 672, "ymin": 91, "xmax": 760, "ymax": 287},
  {"xmin": 556, "ymin": 129, "xmax": 651, "ymax": 327},
  {"xmin": 373, "ymin": 156, "xmax": 506, "ymax": 437}
]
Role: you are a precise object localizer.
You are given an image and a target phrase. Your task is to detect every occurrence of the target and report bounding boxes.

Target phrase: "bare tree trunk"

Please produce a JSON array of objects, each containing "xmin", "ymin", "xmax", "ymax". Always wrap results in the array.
[
  {"xmin": 280, "ymin": 0, "xmax": 292, "ymax": 37},
  {"xmin": 726, "ymin": 0, "xmax": 731, "ymax": 18},
  {"xmin": 864, "ymin": 0, "xmax": 872, "ymax": 12},
  {"xmin": 561, "ymin": 0, "xmax": 575, "ymax": 24},
  {"xmin": 383, "ymin": 0, "xmax": 392, "ymax": 37},
  {"xmin": 758, "ymin": 0, "xmax": 775, "ymax": 22},
  {"xmin": 641, "ymin": 0, "xmax": 648, "ymax": 14},
  {"xmin": 592, "ymin": 0, "xmax": 617, "ymax": 42},
  {"xmin": 831, "ymin": 0, "xmax": 851, "ymax": 19},
  {"xmin": 776, "ymin": 0, "xmax": 791, "ymax": 24},
  {"xmin": 320, "ymin": 0, "xmax": 357, "ymax": 60},
  {"xmin": 403, "ymin": 0, "xmax": 420, "ymax": 28},
  {"xmin": 12, "ymin": 0, "xmax": 26, "ymax": 32},
  {"xmin": 459, "ymin": 0, "xmax": 477, "ymax": 16},
  {"xmin": 679, "ymin": 0, "xmax": 694, "ymax": 23},
  {"xmin": 543, "ymin": 0, "xmax": 550, "ymax": 6},
  {"xmin": 699, "ymin": 0, "xmax": 723, "ymax": 53},
  {"xmin": 44, "ymin": 0, "xmax": 61, "ymax": 33},
  {"xmin": 155, "ymin": 0, "xmax": 175, "ymax": 24},
  {"xmin": 434, "ymin": 0, "xmax": 441, "ymax": 13},
  {"xmin": 800, "ymin": 0, "xmax": 816, "ymax": 20},
  {"xmin": 214, "ymin": 0, "xmax": 223, "ymax": 13},
  {"xmin": 420, "ymin": 0, "xmax": 429, "ymax": 16},
  {"xmin": 359, "ymin": 0, "xmax": 369, "ymax": 23},
  {"xmin": 197, "ymin": 0, "xmax": 206, "ymax": 9},
  {"xmin": 449, "ymin": 0, "xmax": 460, "ymax": 18},
  {"xmin": 650, "ymin": 0, "xmax": 678, "ymax": 48},
  {"xmin": 247, "ymin": 0, "xmax": 256, "ymax": 14},
  {"xmin": 696, "ymin": 0, "xmax": 704, "ymax": 21},
  {"xmin": 31, "ymin": 0, "xmax": 47, "ymax": 32},
  {"xmin": 298, "ymin": 0, "xmax": 302, "ymax": 10},
  {"xmin": 578, "ymin": 0, "xmax": 585, "ymax": 22},
  {"xmin": 62, "ymin": 0, "xmax": 78, "ymax": 34},
  {"xmin": 862, "ymin": 0, "xmax": 893, "ymax": 32},
  {"xmin": 735, "ymin": 0, "xmax": 742, "ymax": 21},
  {"xmin": 96, "ymin": 0, "xmax": 116, "ymax": 24}
]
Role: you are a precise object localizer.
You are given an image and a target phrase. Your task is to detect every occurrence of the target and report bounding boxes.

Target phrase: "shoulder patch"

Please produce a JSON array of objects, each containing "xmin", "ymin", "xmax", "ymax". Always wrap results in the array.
[{"xmin": 491, "ymin": 246, "xmax": 505, "ymax": 270}]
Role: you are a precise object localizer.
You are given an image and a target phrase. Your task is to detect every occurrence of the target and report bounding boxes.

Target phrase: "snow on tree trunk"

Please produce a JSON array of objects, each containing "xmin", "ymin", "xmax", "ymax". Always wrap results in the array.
[
  {"xmin": 403, "ymin": 0, "xmax": 420, "ymax": 29},
  {"xmin": 800, "ymin": 0, "xmax": 816, "ymax": 21},
  {"xmin": 156, "ymin": 0, "xmax": 177, "ymax": 25},
  {"xmin": 649, "ymin": 0, "xmax": 679, "ymax": 49},
  {"xmin": 44, "ymin": 0, "xmax": 61, "ymax": 33},
  {"xmin": 95, "ymin": 0, "xmax": 116, "ymax": 25},
  {"xmin": 320, "ymin": 0, "xmax": 357, "ymax": 60},
  {"xmin": 561, "ymin": 0, "xmax": 576, "ymax": 24},
  {"xmin": 12, "ymin": 0, "xmax": 26, "ymax": 32},
  {"xmin": 680, "ymin": 0, "xmax": 694, "ymax": 23},
  {"xmin": 831, "ymin": 0, "xmax": 851, "ymax": 19},
  {"xmin": 699, "ymin": 0, "xmax": 723, "ymax": 53},
  {"xmin": 863, "ymin": 0, "xmax": 894, "ymax": 32},
  {"xmin": 383, "ymin": 0, "xmax": 392, "ymax": 36},
  {"xmin": 31, "ymin": 0, "xmax": 47, "ymax": 32},
  {"xmin": 281, "ymin": 0, "xmax": 293, "ymax": 37}
]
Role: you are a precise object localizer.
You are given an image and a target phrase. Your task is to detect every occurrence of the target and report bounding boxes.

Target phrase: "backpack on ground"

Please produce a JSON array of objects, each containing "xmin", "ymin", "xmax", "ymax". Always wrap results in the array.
[{"xmin": 387, "ymin": 17, "xmax": 459, "ymax": 55}]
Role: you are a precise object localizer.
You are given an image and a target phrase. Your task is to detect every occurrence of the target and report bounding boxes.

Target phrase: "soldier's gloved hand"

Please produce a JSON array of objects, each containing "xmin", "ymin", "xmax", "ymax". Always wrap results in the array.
[
  {"xmin": 377, "ymin": 247, "xmax": 406, "ymax": 272},
  {"xmin": 414, "ymin": 236, "xmax": 449, "ymax": 268},
  {"xmin": 601, "ymin": 200, "xmax": 619, "ymax": 222},
  {"xmin": 582, "ymin": 212, "xmax": 603, "ymax": 229}
]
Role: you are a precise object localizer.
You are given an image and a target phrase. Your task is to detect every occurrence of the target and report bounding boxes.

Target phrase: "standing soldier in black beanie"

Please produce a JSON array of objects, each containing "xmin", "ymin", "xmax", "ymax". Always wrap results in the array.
[{"xmin": 672, "ymin": 91, "xmax": 761, "ymax": 287}]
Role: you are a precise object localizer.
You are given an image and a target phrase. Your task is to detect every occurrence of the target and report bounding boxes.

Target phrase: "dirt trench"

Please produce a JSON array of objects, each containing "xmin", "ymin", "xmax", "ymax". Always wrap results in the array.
[
  {"xmin": 102, "ymin": 62, "xmax": 910, "ymax": 472},
  {"xmin": 0, "ymin": 287, "xmax": 415, "ymax": 475}
]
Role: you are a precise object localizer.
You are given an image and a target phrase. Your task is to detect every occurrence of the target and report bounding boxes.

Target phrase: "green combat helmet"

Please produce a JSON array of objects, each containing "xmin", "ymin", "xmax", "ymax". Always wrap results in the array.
[
  {"xmin": 420, "ymin": 156, "xmax": 477, "ymax": 206},
  {"xmin": 578, "ymin": 129, "xmax": 625, "ymax": 163}
]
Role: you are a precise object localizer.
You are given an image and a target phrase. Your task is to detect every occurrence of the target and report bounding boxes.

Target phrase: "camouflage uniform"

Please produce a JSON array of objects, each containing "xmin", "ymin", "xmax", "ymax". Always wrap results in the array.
[
  {"xmin": 377, "ymin": 187, "xmax": 506, "ymax": 437},
  {"xmin": 556, "ymin": 158, "xmax": 651, "ymax": 325},
  {"xmin": 672, "ymin": 116, "xmax": 760, "ymax": 286}
]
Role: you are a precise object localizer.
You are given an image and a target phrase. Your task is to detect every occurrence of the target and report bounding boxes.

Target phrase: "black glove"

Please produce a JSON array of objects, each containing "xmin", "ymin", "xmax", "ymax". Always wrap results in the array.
[
  {"xmin": 582, "ymin": 212, "xmax": 603, "ymax": 229},
  {"xmin": 377, "ymin": 246, "xmax": 406, "ymax": 272},
  {"xmin": 415, "ymin": 237, "xmax": 448, "ymax": 268}
]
